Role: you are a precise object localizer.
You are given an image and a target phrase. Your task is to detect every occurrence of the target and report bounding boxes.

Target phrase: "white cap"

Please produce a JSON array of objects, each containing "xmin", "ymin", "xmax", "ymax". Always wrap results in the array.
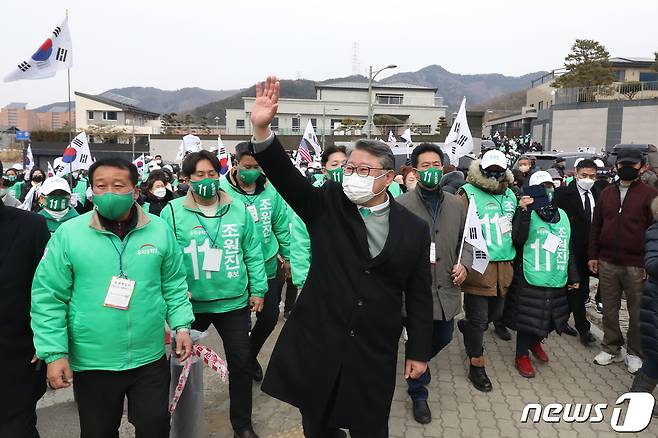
[
  {"xmin": 12, "ymin": 163, "xmax": 23, "ymax": 171},
  {"xmin": 594, "ymin": 159, "xmax": 605, "ymax": 168},
  {"xmin": 39, "ymin": 176, "xmax": 71, "ymax": 196},
  {"xmin": 574, "ymin": 158, "xmax": 584, "ymax": 168},
  {"xmin": 529, "ymin": 171, "xmax": 553, "ymax": 187},
  {"xmin": 163, "ymin": 164, "xmax": 174, "ymax": 172},
  {"xmin": 480, "ymin": 150, "xmax": 508, "ymax": 169}
]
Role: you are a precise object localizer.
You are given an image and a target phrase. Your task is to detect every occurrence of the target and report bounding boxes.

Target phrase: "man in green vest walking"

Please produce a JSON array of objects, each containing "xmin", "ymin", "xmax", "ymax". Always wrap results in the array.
[
  {"xmin": 220, "ymin": 142, "xmax": 291, "ymax": 383},
  {"xmin": 457, "ymin": 150, "xmax": 517, "ymax": 392},
  {"xmin": 37, "ymin": 176, "xmax": 79, "ymax": 233},
  {"xmin": 161, "ymin": 150, "xmax": 268, "ymax": 438}
]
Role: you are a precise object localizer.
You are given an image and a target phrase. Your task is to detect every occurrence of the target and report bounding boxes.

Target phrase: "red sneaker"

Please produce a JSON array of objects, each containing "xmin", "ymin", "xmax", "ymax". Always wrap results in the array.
[
  {"xmin": 530, "ymin": 341, "xmax": 549, "ymax": 363},
  {"xmin": 515, "ymin": 355, "xmax": 536, "ymax": 378}
]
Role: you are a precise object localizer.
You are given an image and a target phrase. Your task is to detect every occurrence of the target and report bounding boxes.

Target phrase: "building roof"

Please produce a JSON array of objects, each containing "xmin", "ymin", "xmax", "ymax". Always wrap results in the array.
[
  {"xmin": 610, "ymin": 57, "xmax": 655, "ymax": 68},
  {"xmin": 316, "ymin": 81, "xmax": 438, "ymax": 92},
  {"xmin": 74, "ymin": 92, "xmax": 160, "ymax": 117}
]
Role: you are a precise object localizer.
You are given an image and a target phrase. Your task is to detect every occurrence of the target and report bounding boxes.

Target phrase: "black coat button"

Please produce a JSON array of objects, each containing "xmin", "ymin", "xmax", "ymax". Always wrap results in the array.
[
  {"xmin": 357, "ymin": 299, "xmax": 363, "ymax": 307},
  {"xmin": 349, "ymin": 330, "xmax": 356, "ymax": 337},
  {"xmin": 364, "ymin": 270, "xmax": 371, "ymax": 275}
]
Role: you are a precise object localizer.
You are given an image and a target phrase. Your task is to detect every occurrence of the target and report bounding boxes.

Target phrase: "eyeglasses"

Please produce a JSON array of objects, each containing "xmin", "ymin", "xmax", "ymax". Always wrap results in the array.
[{"xmin": 343, "ymin": 164, "xmax": 389, "ymax": 177}]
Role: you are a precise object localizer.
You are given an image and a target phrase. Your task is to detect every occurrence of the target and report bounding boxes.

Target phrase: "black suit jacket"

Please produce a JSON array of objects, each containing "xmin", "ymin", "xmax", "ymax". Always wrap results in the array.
[
  {"xmin": 253, "ymin": 135, "xmax": 433, "ymax": 429},
  {"xmin": 0, "ymin": 200, "xmax": 50, "ymax": 419},
  {"xmin": 554, "ymin": 180, "xmax": 600, "ymax": 275}
]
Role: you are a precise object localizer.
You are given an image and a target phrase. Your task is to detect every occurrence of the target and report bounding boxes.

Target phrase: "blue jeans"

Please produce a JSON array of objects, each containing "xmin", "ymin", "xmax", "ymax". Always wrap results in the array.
[
  {"xmin": 641, "ymin": 356, "xmax": 658, "ymax": 379},
  {"xmin": 406, "ymin": 319, "xmax": 454, "ymax": 401}
]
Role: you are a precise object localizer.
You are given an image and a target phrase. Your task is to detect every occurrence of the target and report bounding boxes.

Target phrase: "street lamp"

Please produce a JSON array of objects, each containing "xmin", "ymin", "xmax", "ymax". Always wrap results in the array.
[
  {"xmin": 322, "ymin": 106, "xmax": 340, "ymax": 148},
  {"xmin": 366, "ymin": 64, "xmax": 397, "ymax": 139}
]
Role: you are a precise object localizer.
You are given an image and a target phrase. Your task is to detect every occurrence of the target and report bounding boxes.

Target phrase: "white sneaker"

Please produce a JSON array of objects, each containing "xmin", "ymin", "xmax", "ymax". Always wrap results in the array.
[
  {"xmin": 594, "ymin": 350, "xmax": 625, "ymax": 366},
  {"xmin": 625, "ymin": 354, "xmax": 643, "ymax": 374}
]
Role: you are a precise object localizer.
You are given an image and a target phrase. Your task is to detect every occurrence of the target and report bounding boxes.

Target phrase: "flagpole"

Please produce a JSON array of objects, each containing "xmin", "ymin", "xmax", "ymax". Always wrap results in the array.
[{"xmin": 456, "ymin": 193, "xmax": 474, "ymax": 266}]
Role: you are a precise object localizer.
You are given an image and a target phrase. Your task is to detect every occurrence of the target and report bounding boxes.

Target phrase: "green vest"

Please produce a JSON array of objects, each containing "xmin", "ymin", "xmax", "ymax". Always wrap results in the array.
[
  {"xmin": 462, "ymin": 183, "xmax": 517, "ymax": 261},
  {"xmin": 8, "ymin": 180, "xmax": 23, "ymax": 200},
  {"xmin": 72, "ymin": 178, "xmax": 88, "ymax": 206},
  {"xmin": 523, "ymin": 210, "xmax": 571, "ymax": 288}
]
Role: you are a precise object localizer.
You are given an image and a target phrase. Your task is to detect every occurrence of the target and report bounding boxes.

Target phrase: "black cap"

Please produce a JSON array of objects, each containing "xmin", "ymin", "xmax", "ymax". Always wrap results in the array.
[{"xmin": 616, "ymin": 148, "xmax": 644, "ymax": 164}]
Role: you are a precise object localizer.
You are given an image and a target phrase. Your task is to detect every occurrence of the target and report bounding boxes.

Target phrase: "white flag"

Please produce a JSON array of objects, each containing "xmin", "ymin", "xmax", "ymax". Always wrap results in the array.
[
  {"xmin": 401, "ymin": 128, "xmax": 413, "ymax": 158},
  {"xmin": 4, "ymin": 17, "xmax": 73, "ymax": 82},
  {"xmin": 47, "ymin": 162, "xmax": 55, "ymax": 178},
  {"xmin": 443, "ymin": 97, "xmax": 473, "ymax": 165},
  {"xmin": 463, "ymin": 194, "xmax": 489, "ymax": 274},
  {"xmin": 303, "ymin": 120, "xmax": 322, "ymax": 157},
  {"xmin": 133, "ymin": 154, "xmax": 146, "ymax": 175},
  {"xmin": 19, "ymin": 186, "xmax": 37, "ymax": 211},
  {"xmin": 217, "ymin": 135, "xmax": 232, "ymax": 175},
  {"xmin": 53, "ymin": 157, "xmax": 67, "ymax": 177},
  {"xmin": 59, "ymin": 132, "xmax": 93, "ymax": 175},
  {"xmin": 387, "ymin": 130, "xmax": 397, "ymax": 144},
  {"xmin": 24, "ymin": 145, "xmax": 35, "ymax": 175}
]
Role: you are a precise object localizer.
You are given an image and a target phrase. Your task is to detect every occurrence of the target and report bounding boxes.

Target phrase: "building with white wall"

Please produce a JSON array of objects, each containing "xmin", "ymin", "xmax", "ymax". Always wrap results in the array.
[{"xmin": 226, "ymin": 82, "xmax": 447, "ymax": 136}]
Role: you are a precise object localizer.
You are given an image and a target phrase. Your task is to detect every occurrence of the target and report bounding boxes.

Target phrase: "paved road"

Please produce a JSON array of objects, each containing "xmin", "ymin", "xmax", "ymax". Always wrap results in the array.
[{"xmin": 37, "ymin": 312, "xmax": 658, "ymax": 437}]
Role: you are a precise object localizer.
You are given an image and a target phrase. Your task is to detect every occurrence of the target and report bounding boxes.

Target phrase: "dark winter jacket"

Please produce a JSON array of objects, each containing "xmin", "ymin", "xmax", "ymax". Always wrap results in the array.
[
  {"xmin": 641, "ymin": 198, "xmax": 658, "ymax": 364},
  {"xmin": 589, "ymin": 180, "xmax": 658, "ymax": 267},
  {"xmin": 439, "ymin": 170, "xmax": 465, "ymax": 195},
  {"xmin": 0, "ymin": 200, "xmax": 50, "ymax": 419},
  {"xmin": 503, "ymin": 208, "xmax": 578, "ymax": 338}
]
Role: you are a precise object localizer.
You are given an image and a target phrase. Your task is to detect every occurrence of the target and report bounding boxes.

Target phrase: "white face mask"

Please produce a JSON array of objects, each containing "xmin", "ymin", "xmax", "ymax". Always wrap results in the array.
[
  {"xmin": 45, "ymin": 207, "xmax": 69, "ymax": 221},
  {"xmin": 519, "ymin": 165, "xmax": 530, "ymax": 173},
  {"xmin": 342, "ymin": 172, "xmax": 388, "ymax": 205},
  {"xmin": 153, "ymin": 187, "xmax": 167, "ymax": 198},
  {"xmin": 576, "ymin": 177, "xmax": 595, "ymax": 191}
]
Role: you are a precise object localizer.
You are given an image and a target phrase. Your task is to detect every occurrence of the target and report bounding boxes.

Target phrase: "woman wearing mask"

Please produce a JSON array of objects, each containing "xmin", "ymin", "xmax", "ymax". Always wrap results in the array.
[
  {"xmin": 401, "ymin": 165, "xmax": 418, "ymax": 192},
  {"xmin": 141, "ymin": 170, "xmax": 174, "ymax": 216},
  {"xmin": 504, "ymin": 171, "xmax": 579, "ymax": 378},
  {"xmin": 20, "ymin": 168, "xmax": 46, "ymax": 212},
  {"xmin": 37, "ymin": 177, "xmax": 79, "ymax": 233}
]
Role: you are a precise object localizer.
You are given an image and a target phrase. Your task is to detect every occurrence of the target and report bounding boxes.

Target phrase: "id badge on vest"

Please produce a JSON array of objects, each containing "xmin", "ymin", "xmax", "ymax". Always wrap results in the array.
[
  {"xmin": 247, "ymin": 204, "xmax": 259, "ymax": 223},
  {"xmin": 542, "ymin": 232, "xmax": 561, "ymax": 254},
  {"xmin": 104, "ymin": 276, "xmax": 136, "ymax": 310},
  {"xmin": 202, "ymin": 247, "xmax": 223, "ymax": 272},
  {"xmin": 498, "ymin": 216, "xmax": 512, "ymax": 235}
]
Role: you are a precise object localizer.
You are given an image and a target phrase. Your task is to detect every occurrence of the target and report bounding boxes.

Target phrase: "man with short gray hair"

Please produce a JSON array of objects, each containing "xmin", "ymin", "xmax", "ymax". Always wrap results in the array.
[{"xmin": 245, "ymin": 76, "xmax": 433, "ymax": 438}]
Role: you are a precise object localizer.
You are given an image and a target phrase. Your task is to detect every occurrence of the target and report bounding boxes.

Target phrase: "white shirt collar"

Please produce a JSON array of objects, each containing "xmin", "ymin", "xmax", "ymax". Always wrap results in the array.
[{"xmin": 368, "ymin": 194, "xmax": 390, "ymax": 213}]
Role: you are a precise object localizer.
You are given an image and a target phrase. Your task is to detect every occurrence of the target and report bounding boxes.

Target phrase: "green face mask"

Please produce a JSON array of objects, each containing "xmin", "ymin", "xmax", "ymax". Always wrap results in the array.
[
  {"xmin": 416, "ymin": 167, "xmax": 443, "ymax": 188},
  {"xmin": 191, "ymin": 178, "xmax": 220, "ymax": 199},
  {"xmin": 238, "ymin": 168, "xmax": 261, "ymax": 185},
  {"xmin": 93, "ymin": 191, "xmax": 135, "ymax": 220},
  {"xmin": 326, "ymin": 167, "xmax": 344, "ymax": 184},
  {"xmin": 45, "ymin": 195, "xmax": 70, "ymax": 212},
  {"xmin": 7, "ymin": 175, "xmax": 16, "ymax": 182}
]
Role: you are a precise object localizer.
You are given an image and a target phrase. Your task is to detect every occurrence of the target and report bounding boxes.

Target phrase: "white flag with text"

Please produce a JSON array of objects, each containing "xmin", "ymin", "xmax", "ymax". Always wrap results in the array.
[
  {"xmin": 463, "ymin": 195, "xmax": 489, "ymax": 274},
  {"xmin": 443, "ymin": 97, "xmax": 473, "ymax": 165}
]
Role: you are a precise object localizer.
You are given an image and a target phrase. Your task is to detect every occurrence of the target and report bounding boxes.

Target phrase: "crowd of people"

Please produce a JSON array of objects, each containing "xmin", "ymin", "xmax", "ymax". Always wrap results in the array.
[{"xmin": 1, "ymin": 75, "xmax": 658, "ymax": 438}]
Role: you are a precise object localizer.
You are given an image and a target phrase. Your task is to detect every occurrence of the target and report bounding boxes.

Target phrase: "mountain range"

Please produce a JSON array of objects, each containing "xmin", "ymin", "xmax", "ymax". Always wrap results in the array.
[{"xmin": 34, "ymin": 65, "xmax": 547, "ymax": 122}]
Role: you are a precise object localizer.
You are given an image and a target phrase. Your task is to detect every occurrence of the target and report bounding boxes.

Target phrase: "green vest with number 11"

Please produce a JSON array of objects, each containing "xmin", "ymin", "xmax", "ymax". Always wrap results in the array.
[
  {"xmin": 462, "ymin": 183, "xmax": 517, "ymax": 262},
  {"xmin": 523, "ymin": 210, "xmax": 571, "ymax": 288}
]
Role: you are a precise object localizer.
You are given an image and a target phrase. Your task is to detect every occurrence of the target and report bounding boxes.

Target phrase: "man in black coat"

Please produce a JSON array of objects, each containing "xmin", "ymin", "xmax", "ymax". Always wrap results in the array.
[
  {"xmin": 248, "ymin": 76, "xmax": 433, "ymax": 437},
  {"xmin": 554, "ymin": 159, "xmax": 599, "ymax": 345},
  {"xmin": 0, "ymin": 160, "xmax": 50, "ymax": 437}
]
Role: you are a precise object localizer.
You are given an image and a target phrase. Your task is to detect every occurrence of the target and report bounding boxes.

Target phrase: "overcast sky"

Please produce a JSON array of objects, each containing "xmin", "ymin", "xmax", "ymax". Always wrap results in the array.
[{"xmin": 1, "ymin": 0, "xmax": 656, "ymax": 107}]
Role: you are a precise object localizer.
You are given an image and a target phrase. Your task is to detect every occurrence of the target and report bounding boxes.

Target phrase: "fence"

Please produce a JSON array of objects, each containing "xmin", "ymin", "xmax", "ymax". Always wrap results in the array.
[{"xmin": 555, "ymin": 81, "xmax": 658, "ymax": 105}]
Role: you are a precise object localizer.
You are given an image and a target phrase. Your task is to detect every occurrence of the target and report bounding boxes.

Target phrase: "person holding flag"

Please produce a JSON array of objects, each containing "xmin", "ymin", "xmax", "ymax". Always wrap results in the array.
[
  {"xmin": 397, "ymin": 143, "xmax": 472, "ymax": 424},
  {"xmin": 219, "ymin": 142, "xmax": 291, "ymax": 382},
  {"xmin": 160, "ymin": 150, "xmax": 268, "ymax": 438},
  {"xmin": 37, "ymin": 176, "xmax": 79, "ymax": 233},
  {"xmin": 503, "ymin": 171, "xmax": 579, "ymax": 378},
  {"xmin": 20, "ymin": 167, "xmax": 47, "ymax": 212},
  {"xmin": 457, "ymin": 149, "xmax": 517, "ymax": 392}
]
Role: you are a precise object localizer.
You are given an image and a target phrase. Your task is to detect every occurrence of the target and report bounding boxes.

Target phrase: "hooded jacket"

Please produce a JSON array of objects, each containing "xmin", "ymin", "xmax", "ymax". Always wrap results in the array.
[
  {"xmin": 220, "ymin": 169, "xmax": 290, "ymax": 278},
  {"xmin": 457, "ymin": 159, "xmax": 516, "ymax": 296},
  {"xmin": 31, "ymin": 205, "xmax": 194, "ymax": 371}
]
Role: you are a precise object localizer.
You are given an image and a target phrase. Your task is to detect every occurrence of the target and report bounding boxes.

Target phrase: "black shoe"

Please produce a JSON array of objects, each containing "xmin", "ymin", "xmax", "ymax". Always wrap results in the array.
[
  {"xmin": 493, "ymin": 324, "xmax": 511, "ymax": 341},
  {"xmin": 579, "ymin": 331, "xmax": 595, "ymax": 345},
  {"xmin": 234, "ymin": 426, "xmax": 259, "ymax": 438},
  {"xmin": 468, "ymin": 365, "xmax": 493, "ymax": 392},
  {"xmin": 596, "ymin": 302, "xmax": 603, "ymax": 314},
  {"xmin": 563, "ymin": 324, "xmax": 578, "ymax": 337},
  {"xmin": 412, "ymin": 399, "xmax": 432, "ymax": 424},
  {"xmin": 253, "ymin": 360, "xmax": 263, "ymax": 383}
]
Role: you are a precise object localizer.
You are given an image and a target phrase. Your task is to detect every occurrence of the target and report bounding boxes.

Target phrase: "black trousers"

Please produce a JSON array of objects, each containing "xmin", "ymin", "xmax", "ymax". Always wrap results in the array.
[
  {"xmin": 193, "ymin": 307, "xmax": 253, "ymax": 432},
  {"xmin": 301, "ymin": 373, "xmax": 388, "ymax": 438},
  {"xmin": 516, "ymin": 331, "xmax": 543, "ymax": 357},
  {"xmin": 462, "ymin": 294, "xmax": 505, "ymax": 358},
  {"xmin": 73, "ymin": 356, "xmax": 170, "ymax": 438},
  {"xmin": 567, "ymin": 273, "xmax": 591, "ymax": 334},
  {"xmin": 250, "ymin": 278, "xmax": 281, "ymax": 361},
  {"xmin": 0, "ymin": 405, "xmax": 40, "ymax": 438},
  {"xmin": 276, "ymin": 265, "xmax": 299, "ymax": 313}
]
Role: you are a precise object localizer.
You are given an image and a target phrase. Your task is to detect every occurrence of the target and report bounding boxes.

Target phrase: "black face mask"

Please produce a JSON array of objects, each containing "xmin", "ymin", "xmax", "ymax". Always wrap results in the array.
[
  {"xmin": 617, "ymin": 166, "xmax": 639, "ymax": 182},
  {"xmin": 177, "ymin": 183, "xmax": 189, "ymax": 193},
  {"xmin": 32, "ymin": 175, "xmax": 45, "ymax": 183}
]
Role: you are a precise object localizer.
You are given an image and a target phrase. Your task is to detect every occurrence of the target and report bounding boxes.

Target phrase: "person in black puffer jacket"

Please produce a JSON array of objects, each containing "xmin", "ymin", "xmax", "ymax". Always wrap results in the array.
[
  {"xmin": 504, "ymin": 171, "xmax": 579, "ymax": 378},
  {"xmin": 141, "ymin": 170, "xmax": 174, "ymax": 216},
  {"xmin": 629, "ymin": 197, "xmax": 658, "ymax": 416}
]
